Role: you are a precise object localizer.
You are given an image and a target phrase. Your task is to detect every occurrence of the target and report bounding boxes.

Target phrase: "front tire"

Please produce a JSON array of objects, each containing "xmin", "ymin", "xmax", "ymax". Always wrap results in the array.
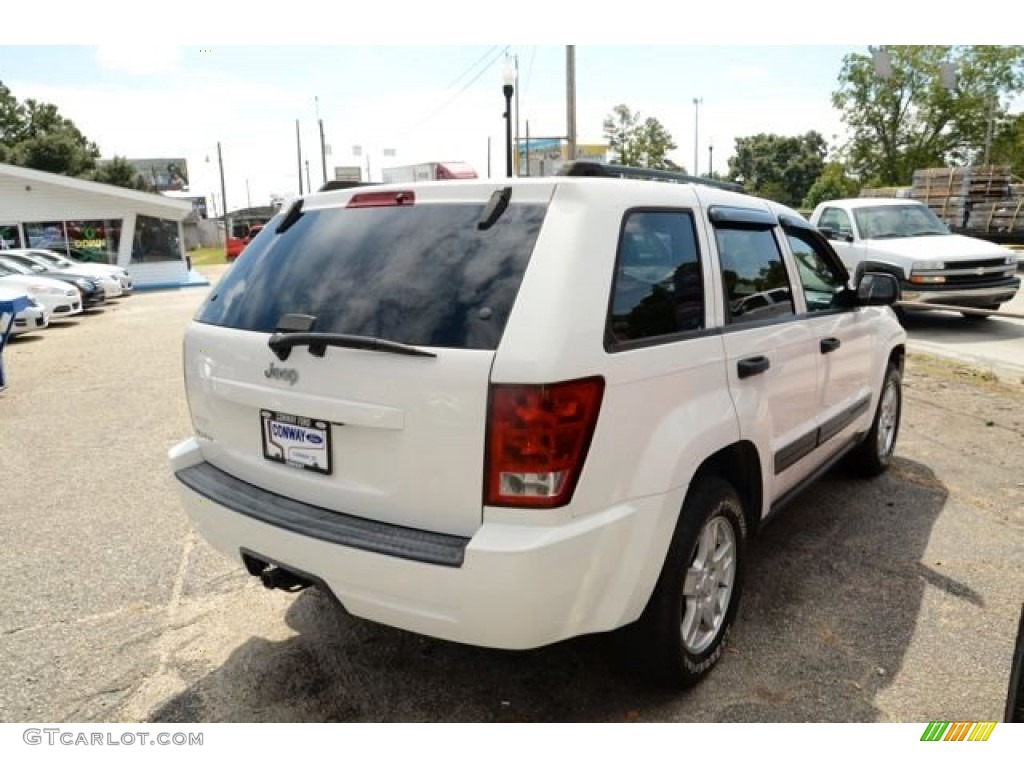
[
  {"xmin": 634, "ymin": 476, "xmax": 748, "ymax": 688},
  {"xmin": 848, "ymin": 362, "xmax": 902, "ymax": 476}
]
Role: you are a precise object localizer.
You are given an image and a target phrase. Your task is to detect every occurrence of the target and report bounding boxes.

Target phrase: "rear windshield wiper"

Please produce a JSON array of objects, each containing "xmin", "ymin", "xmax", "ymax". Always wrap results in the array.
[{"xmin": 268, "ymin": 332, "xmax": 437, "ymax": 361}]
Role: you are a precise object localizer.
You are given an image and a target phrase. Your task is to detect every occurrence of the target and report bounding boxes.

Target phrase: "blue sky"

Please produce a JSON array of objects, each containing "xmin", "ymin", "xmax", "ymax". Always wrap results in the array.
[{"xmin": 1, "ymin": 5, "xmax": 1013, "ymax": 212}]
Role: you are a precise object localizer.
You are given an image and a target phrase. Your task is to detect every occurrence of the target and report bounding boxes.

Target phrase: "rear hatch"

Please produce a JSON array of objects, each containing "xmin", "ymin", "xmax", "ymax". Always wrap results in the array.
[{"xmin": 186, "ymin": 182, "xmax": 554, "ymax": 537}]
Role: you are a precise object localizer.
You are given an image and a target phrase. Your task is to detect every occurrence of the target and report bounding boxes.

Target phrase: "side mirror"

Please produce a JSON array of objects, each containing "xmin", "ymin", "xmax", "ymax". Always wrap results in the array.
[{"xmin": 856, "ymin": 272, "xmax": 900, "ymax": 306}]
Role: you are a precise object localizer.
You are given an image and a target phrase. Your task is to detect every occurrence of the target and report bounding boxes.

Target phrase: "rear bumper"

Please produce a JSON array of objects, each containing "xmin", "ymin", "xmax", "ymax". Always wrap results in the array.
[{"xmin": 169, "ymin": 437, "xmax": 682, "ymax": 650}]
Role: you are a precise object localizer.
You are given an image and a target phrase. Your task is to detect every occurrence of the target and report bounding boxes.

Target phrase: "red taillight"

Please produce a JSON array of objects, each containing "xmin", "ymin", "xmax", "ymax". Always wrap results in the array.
[
  {"xmin": 485, "ymin": 377, "xmax": 605, "ymax": 508},
  {"xmin": 346, "ymin": 190, "xmax": 416, "ymax": 208}
]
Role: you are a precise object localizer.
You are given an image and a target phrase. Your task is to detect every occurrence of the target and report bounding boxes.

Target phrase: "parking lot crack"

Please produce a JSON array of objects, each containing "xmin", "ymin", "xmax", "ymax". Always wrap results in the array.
[
  {"xmin": 113, "ymin": 528, "xmax": 200, "ymax": 721},
  {"xmin": 0, "ymin": 603, "xmax": 160, "ymax": 637}
]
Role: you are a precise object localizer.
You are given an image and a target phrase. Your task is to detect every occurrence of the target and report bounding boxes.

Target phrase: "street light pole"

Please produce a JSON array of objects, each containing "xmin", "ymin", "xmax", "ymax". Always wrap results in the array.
[
  {"xmin": 693, "ymin": 97, "xmax": 702, "ymax": 176},
  {"xmin": 502, "ymin": 59, "xmax": 515, "ymax": 178},
  {"xmin": 708, "ymin": 140, "xmax": 714, "ymax": 178}
]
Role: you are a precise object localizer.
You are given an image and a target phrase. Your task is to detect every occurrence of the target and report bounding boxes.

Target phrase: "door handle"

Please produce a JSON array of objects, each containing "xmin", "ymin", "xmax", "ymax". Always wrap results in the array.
[
  {"xmin": 737, "ymin": 355, "xmax": 770, "ymax": 379},
  {"xmin": 820, "ymin": 337, "xmax": 841, "ymax": 354}
]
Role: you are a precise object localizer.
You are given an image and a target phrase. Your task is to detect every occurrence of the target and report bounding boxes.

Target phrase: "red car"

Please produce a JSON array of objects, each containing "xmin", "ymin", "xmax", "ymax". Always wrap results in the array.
[{"xmin": 225, "ymin": 223, "xmax": 266, "ymax": 262}]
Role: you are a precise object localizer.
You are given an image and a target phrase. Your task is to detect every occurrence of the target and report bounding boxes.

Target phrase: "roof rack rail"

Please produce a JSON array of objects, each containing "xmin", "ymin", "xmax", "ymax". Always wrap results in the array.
[{"xmin": 558, "ymin": 161, "xmax": 743, "ymax": 193}]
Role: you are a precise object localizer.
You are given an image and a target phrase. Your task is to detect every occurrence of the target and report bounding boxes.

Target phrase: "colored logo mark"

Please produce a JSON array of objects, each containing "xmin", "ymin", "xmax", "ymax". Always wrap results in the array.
[{"xmin": 920, "ymin": 721, "xmax": 996, "ymax": 741}]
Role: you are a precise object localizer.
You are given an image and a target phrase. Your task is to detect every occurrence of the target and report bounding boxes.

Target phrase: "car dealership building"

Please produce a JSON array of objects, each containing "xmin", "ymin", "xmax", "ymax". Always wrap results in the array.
[{"xmin": 0, "ymin": 162, "xmax": 198, "ymax": 289}]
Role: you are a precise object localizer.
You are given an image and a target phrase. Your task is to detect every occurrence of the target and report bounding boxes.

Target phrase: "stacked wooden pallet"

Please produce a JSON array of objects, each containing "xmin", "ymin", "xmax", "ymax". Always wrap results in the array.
[
  {"xmin": 966, "ymin": 197, "xmax": 1024, "ymax": 234},
  {"xmin": 910, "ymin": 166, "xmax": 1012, "ymax": 228}
]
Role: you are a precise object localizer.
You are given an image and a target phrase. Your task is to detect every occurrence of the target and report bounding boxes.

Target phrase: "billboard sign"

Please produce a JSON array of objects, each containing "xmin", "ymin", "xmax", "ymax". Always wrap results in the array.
[
  {"xmin": 515, "ymin": 140, "xmax": 608, "ymax": 176},
  {"xmin": 126, "ymin": 158, "xmax": 190, "ymax": 192},
  {"xmin": 334, "ymin": 165, "xmax": 363, "ymax": 182}
]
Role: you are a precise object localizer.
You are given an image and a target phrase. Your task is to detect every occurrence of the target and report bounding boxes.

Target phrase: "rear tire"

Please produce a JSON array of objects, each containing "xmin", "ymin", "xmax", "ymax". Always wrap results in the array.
[
  {"xmin": 632, "ymin": 476, "xmax": 748, "ymax": 689},
  {"xmin": 848, "ymin": 362, "xmax": 902, "ymax": 477}
]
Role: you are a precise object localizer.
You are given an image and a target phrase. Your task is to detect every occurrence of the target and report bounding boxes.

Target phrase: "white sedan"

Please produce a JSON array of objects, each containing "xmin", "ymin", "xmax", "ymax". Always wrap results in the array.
[
  {"xmin": 0, "ymin": 250, "xmax": 123, "ymax": 299},
  {"xmin": 0, "ymin": 285, "xmax": 50, "ymax": 337},
  {"xmin": 0, "ymin": 262, "xmax": 84, "ymax": 319},
  {"xmin": 14, "ymin": 248, "xmax": 133, "ymax": 293}
]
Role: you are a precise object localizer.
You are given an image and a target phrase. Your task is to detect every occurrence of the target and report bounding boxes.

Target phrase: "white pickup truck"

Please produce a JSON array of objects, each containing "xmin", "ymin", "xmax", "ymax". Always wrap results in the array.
[{"xmin": 809, "ymin": 198, "xmax": 1021, "ymax": 318}]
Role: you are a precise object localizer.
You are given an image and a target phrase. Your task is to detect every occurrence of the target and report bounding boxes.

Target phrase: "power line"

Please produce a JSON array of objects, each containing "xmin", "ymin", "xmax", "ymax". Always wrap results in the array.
[
  {"xmin": 523, "ymin": 46, "xmax": 538, "ymax": 102},
  {"xmin": 395, "ymin": 46, "xmax": 509, "ymax": 140},
  {"xmin": 444, "ymin": 46, "xmax": 501, "ymax": 91}
]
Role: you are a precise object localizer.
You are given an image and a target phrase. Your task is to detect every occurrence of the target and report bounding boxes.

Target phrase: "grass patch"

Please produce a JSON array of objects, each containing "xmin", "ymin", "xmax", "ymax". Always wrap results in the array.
[
  {"xmin": 189, "ymin": 247, "xmax": 228, "ymax": 267},
  {"xmin": 907, "ymin": 352, "xmax": 1023, "ymax": 393}
]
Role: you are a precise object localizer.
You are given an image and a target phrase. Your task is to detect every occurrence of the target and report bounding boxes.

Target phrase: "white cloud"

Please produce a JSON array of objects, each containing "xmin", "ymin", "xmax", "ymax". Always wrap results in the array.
[{"xmin": 94, "ymin": 45, "xmax": 183, "ymax": 76}]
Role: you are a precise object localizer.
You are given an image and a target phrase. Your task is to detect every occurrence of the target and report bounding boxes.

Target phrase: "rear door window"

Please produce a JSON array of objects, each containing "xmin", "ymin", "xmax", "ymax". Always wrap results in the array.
[
  {"xmin": 606, "ymin": 209, "xmax": 704, "ymax": 348},
  {"xmin": 197, "ymin": 202, "xmax": 548, "ymax": 351}
]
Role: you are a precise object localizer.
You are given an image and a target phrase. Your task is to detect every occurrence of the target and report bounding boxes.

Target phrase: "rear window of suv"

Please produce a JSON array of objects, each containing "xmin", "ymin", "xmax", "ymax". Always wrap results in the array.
[{"xmin": 196, "ymin": 202, "xmax": 549, "ymax": 350}]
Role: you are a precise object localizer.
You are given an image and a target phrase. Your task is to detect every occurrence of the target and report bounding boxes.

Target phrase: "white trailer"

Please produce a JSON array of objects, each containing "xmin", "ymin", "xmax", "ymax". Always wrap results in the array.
[{"xmin": 381, "ymin": 162, "xmax": 477, "ymax": 183}]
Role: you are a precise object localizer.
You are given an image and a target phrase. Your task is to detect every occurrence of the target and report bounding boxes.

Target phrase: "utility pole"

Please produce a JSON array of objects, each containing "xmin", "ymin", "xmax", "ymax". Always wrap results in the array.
[
  {"xmin": 525, "ymin": 119, "xmax": 531, "ymax": 177},
  {"xmin": 983, "ymin": 93, "xmax": 996, "ymax": 166},
  {"xmin": 316, "ymin": 96, "xmax": 327, "ymax": 186},
  {"xmin": 693, "ymin": 97, "xmax": 702, "ymax": 176},
  {"xmin": 514, "ymin": 53, "xmax": 520, "ymax": 176},
  {"xmin": 305, "ymin": 159, "xmax": 311, "ymax": 193},
  {"xmin": 566, "ymin": 45, "xmax": 577, "ymax": 164},
  {"xmin": 295, "ymin": 119, "xmax": 303, "ymax": 195},
  {"xmin": 245, "ymin": 178, "xmax": 251, "ymax": 208},
  {"xmin": 217, "ymin": 141, "xmax": 228, "ymax": 256},
  {"xmin": 708, "ymin": 140, "xmax": 714, "ymax": 178}
]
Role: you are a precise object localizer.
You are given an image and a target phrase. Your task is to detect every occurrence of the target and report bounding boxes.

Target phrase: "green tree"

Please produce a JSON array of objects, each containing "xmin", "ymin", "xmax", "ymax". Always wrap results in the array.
[
  {"xmin": 990, "ymin": 112, "xmax": 1024, "ymax": 176},
  {"xmin": 802, "ymin": 162, "xmax": 861, "ymax": 209},
  {"xmin": 0, "ymin": 81, "xmax": 100, "ymax": 177},
  {"xmin": 636, "ymin": 117, "xmax": 681, "ymax": 170},
  {"xmin": 832, "ymin": 45, "xmax": 1024, "ymax": 186},
  {"xmin": 727, "ymin": 132, "xmax": 827, "ymax": 207},
  {"xmin": 0, "ymin": 82, "xmax": 26, "ymax": 146},
  {"xmin": 602, "ymin": 104, "xmax": 683, "ymax": 170}
]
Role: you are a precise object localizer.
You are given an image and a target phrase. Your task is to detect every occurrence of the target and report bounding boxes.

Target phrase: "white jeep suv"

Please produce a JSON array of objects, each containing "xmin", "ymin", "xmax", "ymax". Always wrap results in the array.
[{"xmin": 170, "ymin": 163, "xmax": 907, "ymax": 687}]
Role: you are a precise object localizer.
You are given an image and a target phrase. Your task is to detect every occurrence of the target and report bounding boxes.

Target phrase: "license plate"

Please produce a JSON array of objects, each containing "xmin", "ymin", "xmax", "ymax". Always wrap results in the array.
[{"xmin": 260, "ymin": 410, "xmax": 332, "ymax": 475}]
